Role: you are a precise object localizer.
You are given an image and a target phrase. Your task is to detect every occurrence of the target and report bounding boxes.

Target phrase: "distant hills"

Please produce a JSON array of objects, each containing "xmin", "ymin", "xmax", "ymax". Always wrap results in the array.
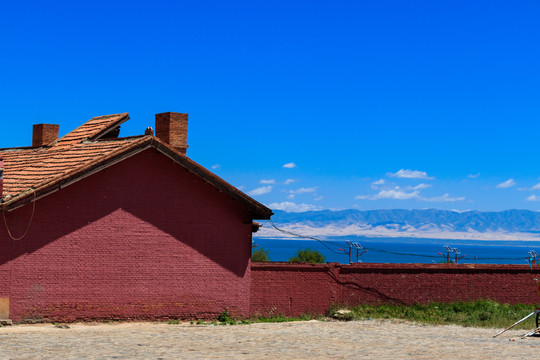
[{"xmin": 257, "ymin": 209, "xmax": 540, "ymax": 241}]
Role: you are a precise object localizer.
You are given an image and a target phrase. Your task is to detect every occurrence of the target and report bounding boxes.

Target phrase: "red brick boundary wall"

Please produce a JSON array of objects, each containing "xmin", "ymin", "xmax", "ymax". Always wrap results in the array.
[{"xmin": 250, "ymin": 263, "xmax": 540, "ymax": 317}]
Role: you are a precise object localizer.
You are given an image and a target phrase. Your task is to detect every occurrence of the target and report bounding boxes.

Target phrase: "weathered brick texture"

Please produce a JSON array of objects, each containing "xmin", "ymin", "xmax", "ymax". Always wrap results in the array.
[
  {"xmin": 155, "ymin": 112, "xmax": 188, "ymax": 154},
  {"xmin": 250, "ymin": 263, "xmax": 540, "ymax": 317},
  {"xmin": 0, "ymin": 148, "xmax": 253, "ymax": 322},
  {"xmin": 32, "ymin": 124, "xmax": 59, "ymax": 147}
]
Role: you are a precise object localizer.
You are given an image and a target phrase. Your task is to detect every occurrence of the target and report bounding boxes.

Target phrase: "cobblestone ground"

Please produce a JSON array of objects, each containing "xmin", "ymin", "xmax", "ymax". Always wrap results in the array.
[{"xmin": 0, "ymin": 320, "xmax": 539, "ymax": 359}]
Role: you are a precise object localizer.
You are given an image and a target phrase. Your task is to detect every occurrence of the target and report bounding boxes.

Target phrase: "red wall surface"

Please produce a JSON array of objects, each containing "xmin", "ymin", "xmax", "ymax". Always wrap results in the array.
[
  {"xmin": 0, "ymin": 148, "xmax": 254, "ymax": 322},
  {"xmin": 250, "ymin": 263, "xmax": 540, "ymax": 317},
  {"xmin": 3, "ymin": 147, "xmax": 539, "ymax": 322}
]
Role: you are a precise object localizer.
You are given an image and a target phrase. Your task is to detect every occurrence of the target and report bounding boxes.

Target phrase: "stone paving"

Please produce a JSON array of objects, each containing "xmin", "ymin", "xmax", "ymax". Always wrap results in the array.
[{"xmin": 0, "ymin": 320, "xmax": 539, "ymax": 359}]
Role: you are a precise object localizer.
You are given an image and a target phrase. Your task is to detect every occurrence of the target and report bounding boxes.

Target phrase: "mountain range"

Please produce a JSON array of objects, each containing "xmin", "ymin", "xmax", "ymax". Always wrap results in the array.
[{"xmin": 257, "ymin": 209, "xmax": 540, "ymax": 241}]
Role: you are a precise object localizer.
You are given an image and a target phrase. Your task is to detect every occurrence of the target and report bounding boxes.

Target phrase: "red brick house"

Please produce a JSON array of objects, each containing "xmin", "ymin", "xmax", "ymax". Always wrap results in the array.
[{"xmin": 0, "ymin": 112, "xmax": 272, "ymax": 323}]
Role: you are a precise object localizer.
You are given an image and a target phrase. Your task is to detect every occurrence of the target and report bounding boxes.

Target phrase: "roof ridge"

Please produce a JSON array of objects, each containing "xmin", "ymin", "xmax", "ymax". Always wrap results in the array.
[
  {"xmin": 26, "ymin": 136, "xmax": 152, "ymax": 195},
  {"xmin": 89, "ymin": 134, "xmax": 148, "ymax": 143},
  {"xmin": 89, "ymin": 113, "xmax": 127, "ymax": 120},
  {"xmin": 2, "ymin": 135, "xmax": 153, "ymax": 205},
  {"xmin": 0, "ymin": 146, "xmax": 41, "ymax": 152},
  {"xmin": 53, "ymin": 112, "xmax": 130, "ymax": 146}
]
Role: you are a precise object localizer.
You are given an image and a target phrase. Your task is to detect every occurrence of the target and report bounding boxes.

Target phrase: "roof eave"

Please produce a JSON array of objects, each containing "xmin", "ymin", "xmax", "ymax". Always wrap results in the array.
[{"xmin": 149, "ymin": 138, "xmax": 273, "ymax": 220}]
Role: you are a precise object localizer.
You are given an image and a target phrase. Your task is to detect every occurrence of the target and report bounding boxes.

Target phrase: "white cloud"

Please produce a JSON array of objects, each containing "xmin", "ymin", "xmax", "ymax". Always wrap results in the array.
[
  {"xmin": 260, "ymin": 179, "xmax": 276, "ymax": 184},
  {"xmin": 409, "ymin": 183, "xmax": 432, "ymax": 190},
  {"xmin": 527, "ymin": 195, "xmax": 539, "ymax": 201},
  {"xmin": 284, "ymin": 179, "xmax": 296, "ymax": 185},
  {"xmin": 247, "ymin": 186, "xmax": 273, "ymax": 196},
  {"xmin": 289, "ymin": 187, "xmax": 318, "ymax": 195},
  {"xmin": 287, "ymin": 194, "xmax": 295, "ymax": 200},
  {"xmin": 387, "ymin": 169, "xmax": 434, "ymax": 180},
  {"xmin": 268, "ymin": 201, "xmax": 322, "ymax": 212},
  {"xmin": 283, "ymin": 162, "xmax": 296, "ymax": 169},
  {"xmin": 356, "ymin": 186, "xmax": 464, "ymax": 203},
  {"xmin": 315, "ymin": 196, "xmax": 324, "ymax": 201},
  {"xmin": 421, "ymin": 194, "xmax": 466, "ymax": 202},
  {"xmin": 356, "ymin": 188, "xmax": 420, "ymax": 200},
  {"xmin": 496, "ymin": 179, "xmax": 516, "ymax": 189},
  {"xmin": 518, "ymin": 183, "xmax": 540, "ymax": 191},
  {"xmin": 467, "ymin": 173, "xmax": 480, "ymax": 178},
  {"xmin": 370, "ymin": 179, "xmax": 385, "ymax": 189},
  {"xmin": 211, "ymin": 164, "xmax": 220, "ymax": 169}
]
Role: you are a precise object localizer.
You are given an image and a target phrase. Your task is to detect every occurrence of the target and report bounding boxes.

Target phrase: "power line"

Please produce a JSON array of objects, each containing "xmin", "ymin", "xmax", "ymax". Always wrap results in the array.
[
  {"xmin": 268, "ymin": 220, "xmax": 449, "ymax": 259},
  {"xmin": 268, "ymin": 219, "xmax": 346, "ymax": 255},
  {"xmin": 264, "ymin": 220, "xmax": 537, "ymax": 263},
  {"xmin": 363, "ymin": 246, "xmax": 441, "ymax": 259}
]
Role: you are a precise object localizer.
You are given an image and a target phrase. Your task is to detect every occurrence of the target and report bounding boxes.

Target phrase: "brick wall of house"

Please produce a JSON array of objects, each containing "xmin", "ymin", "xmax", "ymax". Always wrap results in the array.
[
  {"xmin": 0, "ymin": 148, "xmax": 253, "ymax": 322},
  {"xmin": 250, "ymin": 263, "xmax": 540, "ymax": 317}
]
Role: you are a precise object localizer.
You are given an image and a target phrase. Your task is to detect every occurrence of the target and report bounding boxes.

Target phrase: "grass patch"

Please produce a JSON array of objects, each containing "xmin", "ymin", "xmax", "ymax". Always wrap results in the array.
[
  {"xmin": 186, "ymin": 301, "xmax": 537, "ymax": 329},
  {"xmin": 217, "ymin": 309, "xmax": 232, "ymax": 323},
  {"xmin": 255, "ymin": 312, "xmax": 323, "ymax": 323},
  {"xmin": 334, "ymin": 300, "xmax": 540, "ymax": 329},
  {"xmin": 255, "ymin": 314, "xmax": 299, "ymax": 323}
]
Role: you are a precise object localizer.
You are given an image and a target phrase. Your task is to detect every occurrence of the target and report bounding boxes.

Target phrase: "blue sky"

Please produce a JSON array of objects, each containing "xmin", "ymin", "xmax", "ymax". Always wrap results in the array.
[{"xmin": 1, "ymin": 1, "xmax": 539, "ymax": 212}]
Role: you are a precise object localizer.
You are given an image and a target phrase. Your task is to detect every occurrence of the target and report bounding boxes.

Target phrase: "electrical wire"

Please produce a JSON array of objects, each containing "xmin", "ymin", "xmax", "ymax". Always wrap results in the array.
[
  {"xmin": 268, "ymin": 219, "xmax": 346, "ymax": 255},
  {"xmin": 2, "ymin": 189, "xmax": 36, "ymax": 241},
  {"xmin": 362, "ymin": 246, "xmax": 441, "ymax": 259},
  {"xmin": 265, "ymin": 220, "xmax": 536, "ymax": 263},
  {"xmin": 268, "ymin": 220, "xmax": 449, "ymax": 258}
]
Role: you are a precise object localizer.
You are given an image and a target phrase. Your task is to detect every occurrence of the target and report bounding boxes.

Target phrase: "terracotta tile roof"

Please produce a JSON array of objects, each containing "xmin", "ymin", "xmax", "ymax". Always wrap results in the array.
[
  {"xmin": 1, "ymin": 136, "xmax": 149, "ymax": 197},
  {"xmin": 53, "ymin": 113, "xmax": 129, "ymax": 146},
  {"xmin": 0, "ymin": 113, "xmax": 272, "ymax": 219}
]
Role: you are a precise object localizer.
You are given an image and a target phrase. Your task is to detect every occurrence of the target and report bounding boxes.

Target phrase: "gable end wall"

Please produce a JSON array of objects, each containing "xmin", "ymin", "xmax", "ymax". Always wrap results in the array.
[{"xmin": 0, "ymin": 149, "xmax": 253, "ymax": 322}]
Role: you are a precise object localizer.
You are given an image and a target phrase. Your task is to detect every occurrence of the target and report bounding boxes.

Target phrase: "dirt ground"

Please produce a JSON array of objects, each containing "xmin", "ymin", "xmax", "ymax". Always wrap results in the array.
[{"xmin": 0, "ymin": 319, "xmax": 539, "ymax": 359}]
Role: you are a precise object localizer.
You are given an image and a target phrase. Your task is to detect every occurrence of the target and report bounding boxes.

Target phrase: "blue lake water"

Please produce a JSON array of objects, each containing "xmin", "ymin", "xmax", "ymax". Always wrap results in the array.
[{"xmin": 252, "ymin": 236, "xmax": 540, "ymax": 265}]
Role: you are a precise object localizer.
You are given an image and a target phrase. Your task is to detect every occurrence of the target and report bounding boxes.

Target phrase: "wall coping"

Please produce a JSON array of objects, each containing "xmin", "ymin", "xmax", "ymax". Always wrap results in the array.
[{"xmin": 251, "ymin": 262, "xmax": 540, "ymax": 274}]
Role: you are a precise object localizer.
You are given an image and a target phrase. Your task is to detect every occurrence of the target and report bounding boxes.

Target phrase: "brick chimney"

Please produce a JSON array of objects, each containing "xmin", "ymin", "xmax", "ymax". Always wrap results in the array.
[
  {"xmin": 155, "ymin": 112, "xmax": 188, "ymax": 154},
  {"xmin": 33, "ymin": 124, "xmax": 59, "ymax": 147}
]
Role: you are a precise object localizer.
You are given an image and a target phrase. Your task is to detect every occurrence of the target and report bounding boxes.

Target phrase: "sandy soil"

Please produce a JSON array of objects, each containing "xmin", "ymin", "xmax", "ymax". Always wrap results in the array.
[{"xmin": 0, "ymin": 320, "xmax": 538, "ymax": 359}]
